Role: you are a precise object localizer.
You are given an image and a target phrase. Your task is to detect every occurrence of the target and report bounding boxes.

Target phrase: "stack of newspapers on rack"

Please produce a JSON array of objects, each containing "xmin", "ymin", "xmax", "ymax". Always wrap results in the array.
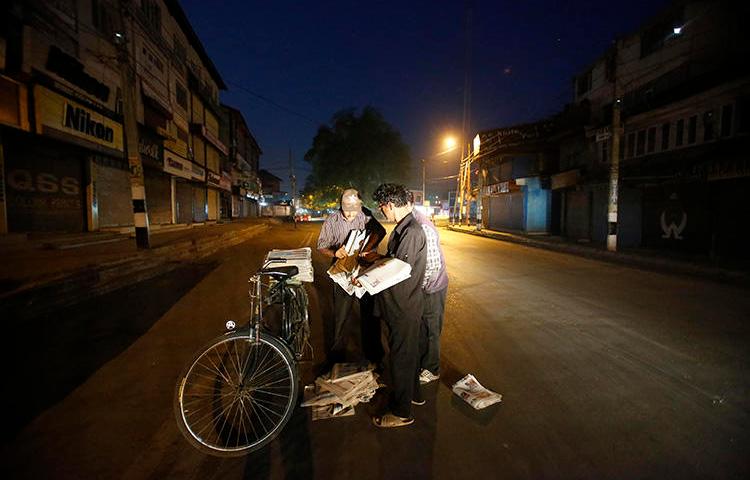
[{"xmin": 265, "ymin": 247, "xmax": 314, "ymax": 282}]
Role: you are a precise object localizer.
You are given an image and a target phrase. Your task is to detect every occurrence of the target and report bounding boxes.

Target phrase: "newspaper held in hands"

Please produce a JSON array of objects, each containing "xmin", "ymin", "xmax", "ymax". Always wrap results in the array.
[
  {"xmin": 452, "ymin": 374, "xmax": 503, "ymax": 409},
  {"xmin": 265, "ymin": 247, "xmax": 314, "ymax": 282},
  {"xmin": 354, "ymin": 257, "xmax": 411, "ymax": 297},
  {"xmin": 327, "ymin": 229, "xmax": 370, "ymax": 296}
]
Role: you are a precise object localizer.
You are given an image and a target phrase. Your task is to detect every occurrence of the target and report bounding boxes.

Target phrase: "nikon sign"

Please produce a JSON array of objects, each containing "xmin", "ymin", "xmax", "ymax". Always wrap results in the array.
[{"xmin": 34, "ymin": 85, "xmax": 123, "ymax": 154}]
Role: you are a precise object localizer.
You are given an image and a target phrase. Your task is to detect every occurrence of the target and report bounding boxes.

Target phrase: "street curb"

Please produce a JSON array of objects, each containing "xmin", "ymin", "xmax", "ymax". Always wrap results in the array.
[
  {"xmin": 446, "ymin": 226, "xmax": 750, "ymax": 286},
  {"xmin": 1, "ymin": 223, "xmax": 270, "ymax": 320}
]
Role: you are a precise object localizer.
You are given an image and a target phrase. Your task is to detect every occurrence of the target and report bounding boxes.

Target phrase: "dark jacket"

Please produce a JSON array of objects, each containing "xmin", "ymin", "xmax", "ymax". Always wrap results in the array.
[{"xmin": 376, "ymin": 212, "xmax": 426, "ymax": 321}]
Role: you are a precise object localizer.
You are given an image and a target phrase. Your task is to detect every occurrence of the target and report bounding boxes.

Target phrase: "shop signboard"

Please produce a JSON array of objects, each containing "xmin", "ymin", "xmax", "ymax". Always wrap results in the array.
[
  {"xmin": 34, "ymin": 85, "xmax": 123, "ymax": 154},
  {"xmin": 164, "ymin": 149, "xmax": 204, "ymax": 181}
]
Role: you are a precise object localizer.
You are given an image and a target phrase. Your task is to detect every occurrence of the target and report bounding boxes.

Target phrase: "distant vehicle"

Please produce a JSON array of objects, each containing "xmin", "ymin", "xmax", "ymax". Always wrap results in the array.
[{"xmin": 294, "ymin": 214, "xmax": 310, "ymax": 222}]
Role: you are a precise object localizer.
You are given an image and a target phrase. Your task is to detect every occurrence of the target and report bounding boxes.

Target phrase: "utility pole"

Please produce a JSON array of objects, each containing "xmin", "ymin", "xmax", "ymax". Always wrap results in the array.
[
  {"xmin": 289, "ymin": 148, "xmax": 296, "ymax": 210},
  {"xmin": 607, "ymin": 42, "xmax": 621, "ymax": 252},
  {"xmin": 116, "ymin": 0, "xmax": 150, "ymax": 248},
  {"xmin": 421, "ymin": 158, "xmax": 426, "ymax": 206}
]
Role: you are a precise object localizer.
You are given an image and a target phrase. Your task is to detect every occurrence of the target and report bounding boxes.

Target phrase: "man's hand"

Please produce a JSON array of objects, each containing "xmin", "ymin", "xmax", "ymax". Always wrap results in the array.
[
  {"xmin": 334, "ymin": 246, "xmax": 348, "ymax": 259},
  {"xmin": 359, "ymin": 250, "xmax": 382, "ymax": 263}
]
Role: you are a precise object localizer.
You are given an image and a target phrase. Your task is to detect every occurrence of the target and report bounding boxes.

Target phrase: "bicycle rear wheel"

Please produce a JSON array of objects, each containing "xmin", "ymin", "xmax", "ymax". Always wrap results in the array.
[{"xmin": 174, "ymin": 330, "xmax": 298, "ymax": 456}]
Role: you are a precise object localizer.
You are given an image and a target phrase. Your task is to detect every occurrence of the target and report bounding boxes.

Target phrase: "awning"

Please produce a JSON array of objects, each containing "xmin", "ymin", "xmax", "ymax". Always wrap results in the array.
[{"xmin": 141, "ymin": 81, "xmax": 173, "ymax": 120}]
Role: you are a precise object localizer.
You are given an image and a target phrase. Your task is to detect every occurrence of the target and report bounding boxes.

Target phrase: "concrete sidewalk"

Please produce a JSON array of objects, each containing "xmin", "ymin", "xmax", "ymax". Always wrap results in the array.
[
  {"xmin": 0, "ymin": 218, "xmax": 274, "ymax": 319},
  {"xmin": 446, "ymin": 224, "xmax": 750, "ymax": 286}
]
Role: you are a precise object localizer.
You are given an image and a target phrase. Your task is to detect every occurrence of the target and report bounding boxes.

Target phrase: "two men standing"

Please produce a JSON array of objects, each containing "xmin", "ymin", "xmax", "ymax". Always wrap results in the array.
[{"xmin": 316, "ymin": 184, "xmax": 447, "ymax": 428}]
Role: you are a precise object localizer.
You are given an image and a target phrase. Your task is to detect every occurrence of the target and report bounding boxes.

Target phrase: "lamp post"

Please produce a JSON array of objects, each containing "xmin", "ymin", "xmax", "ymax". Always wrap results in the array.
[{"xmin": 422, "ymin": 136, "xmax": 457, "ymax": 212}]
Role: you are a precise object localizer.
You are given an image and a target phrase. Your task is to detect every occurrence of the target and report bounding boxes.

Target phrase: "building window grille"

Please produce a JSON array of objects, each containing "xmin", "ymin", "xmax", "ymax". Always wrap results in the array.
[{"xmin": 661, "ymin": 123, "xmax": 670, "ymax": 150}]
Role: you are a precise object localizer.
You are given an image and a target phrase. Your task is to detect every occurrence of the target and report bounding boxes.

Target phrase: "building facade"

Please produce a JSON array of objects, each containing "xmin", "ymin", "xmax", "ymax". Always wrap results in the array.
[
  {"xmin": 0, "ymin": 0, "xmax": 234, "ymax": 234},
  {"xmin": 570, "ymin": 0, "xmax": 750, "ymax": 257},
  {"xmin": 220, "ymin": 104, "xmax": 261, "ymax": 219}
]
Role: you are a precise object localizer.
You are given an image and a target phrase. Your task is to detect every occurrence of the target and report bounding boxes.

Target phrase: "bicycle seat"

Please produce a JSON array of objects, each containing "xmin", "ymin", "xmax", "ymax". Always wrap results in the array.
[{"xmin": 261, "ymin": 265, "xmax": 299, "ymax": 279}]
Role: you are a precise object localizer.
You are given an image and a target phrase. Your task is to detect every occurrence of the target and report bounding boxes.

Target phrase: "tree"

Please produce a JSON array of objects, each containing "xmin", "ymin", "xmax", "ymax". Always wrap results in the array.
[{"xmin": 303, "ymin": 107, "xmax": 412, "ymax": 207}]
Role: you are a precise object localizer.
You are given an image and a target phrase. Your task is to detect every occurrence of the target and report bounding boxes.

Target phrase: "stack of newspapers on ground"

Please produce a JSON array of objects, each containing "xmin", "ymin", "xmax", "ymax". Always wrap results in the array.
[
  {"xmin": 327, "ymin": 229, "xmax": 411, "ymax": 298},
  {"xmin": 264, "ymin": 247, "xmax": 314, "ymax": 282},
  {"xmin": 301, "ymin": 363, "xmax": 382, "ymax": 420}
]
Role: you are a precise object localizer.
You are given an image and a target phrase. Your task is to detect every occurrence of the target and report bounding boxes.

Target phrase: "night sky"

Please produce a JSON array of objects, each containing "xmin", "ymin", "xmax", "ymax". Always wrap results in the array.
[{"xmin": 181, "ymin": 0, "xmax": 669, "ymax": 192}]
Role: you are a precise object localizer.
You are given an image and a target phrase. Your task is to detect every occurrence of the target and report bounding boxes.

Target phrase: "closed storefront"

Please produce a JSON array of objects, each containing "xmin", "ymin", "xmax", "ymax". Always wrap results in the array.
[
  {"xmin": 145, "ymin": 170, "xmax": 172, "ymax": 225},
  {"xmin": 175, "ymin": 179, "xmax": 192, "ymax": 224},
  {"xmin": 564, "ymin": 190, "xmax": 591, "ymax": 240},
  {"xmin": 207, "ymin": 187, "xmax": 219, "ymax": 220},
  {"xmin": 95, "ymin": 155, "xmax": 132, "ymax": 227},
  {"xmin": 192, "ymin": 184, "xmax": 207, "ymax": 222},
  {"xmin": 486, "ymin": 192, "xmax": 524, "ymax": 231},
  {"xmin": 4, "ymin": 134, "xmax": 85, "ymax": 232}
]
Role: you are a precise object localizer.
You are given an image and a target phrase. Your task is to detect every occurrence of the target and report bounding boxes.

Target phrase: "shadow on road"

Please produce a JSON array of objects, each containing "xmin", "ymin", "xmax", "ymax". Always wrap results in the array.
[
  {"xmin": 1, "ymin": 260, "xmax": 219, "ymax": 441},
  {"xmin": 242, "ymin": 396, "xmax": 314, "ymax": 479}
]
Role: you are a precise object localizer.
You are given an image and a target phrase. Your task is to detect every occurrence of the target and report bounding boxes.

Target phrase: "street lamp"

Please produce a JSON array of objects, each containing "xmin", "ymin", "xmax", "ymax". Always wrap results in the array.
[{"xmin": 422, "ymin": 135, "xmax": 459, "ymax": 212}]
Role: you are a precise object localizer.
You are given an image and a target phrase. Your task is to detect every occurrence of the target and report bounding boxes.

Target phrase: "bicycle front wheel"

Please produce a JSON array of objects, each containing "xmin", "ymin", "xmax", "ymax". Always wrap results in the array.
[{"xmin": 174, "ymin": 330, "xmax": 298, "ymax": 457}]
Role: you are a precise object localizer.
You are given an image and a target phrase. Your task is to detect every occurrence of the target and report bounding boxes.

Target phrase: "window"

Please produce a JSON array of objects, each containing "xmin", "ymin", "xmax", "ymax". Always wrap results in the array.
[
  {"xmin": 176, "ymin": 82, "xmax": 187, "ymax": 109},
  {"xmin": 647, "ymin": 127, "xmax": 656, "ymax": 153},
  {"xmin": 675, "ymin": 119, "xmax": 684, "ymax": 146},
  {"xmin": 703, "ymin": 110, "xmax": 714, "ymax": 142},
  {"xmin": 636, "ymin": 130, "xmax": 646, "ymax": 156},
  {"xmin": 738, "ymin": 97, "xmax": 750, "ymax": 134},
  {"xmin": 720, "ymin": 104, "xmax": 733, "ymax": 137},
  {"xmin": 176, "ymin": 126, "xmax": 188, "ymax": 143},
  {"xmin": 92, "ymin": 0, "xmax": 117, "ymax": 38},
  {"xmin": 140, "ymin": 0, "xmax": 161, "ymax": 32},
  {"xmin": 576, "ymin": 70, "xmax": 592, "ymax": 96},
  {"xmin": 661, "ymin": 123, "xmax": 670, "ymax": 150},
  {"xmin": 173, "ymin": 35, "xmax": 187, "ymax": 64},
  {"xmin": 687, "ymin": 115, "xmax": 697, "ymax": 144},
  {"xmin": 626, "ymin": 133, "xmax": 636, "ymax": 158}
]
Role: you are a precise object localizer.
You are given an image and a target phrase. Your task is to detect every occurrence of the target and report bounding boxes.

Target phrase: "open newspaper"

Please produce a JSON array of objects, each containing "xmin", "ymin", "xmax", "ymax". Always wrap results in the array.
[
  {"xmin": 265, "ymin": 247, "xmax": 314, "ymax": 282},
  {"xmin": 327, "ymin": 229, "xmax": 369, "ymax": 296},
  {"xmin": 326, "ymin": 230, "xmax": 412, "ymax": 298},
  {"xmin": 354, "ymin": 257, "xmax": 411, "ymax": 297}
]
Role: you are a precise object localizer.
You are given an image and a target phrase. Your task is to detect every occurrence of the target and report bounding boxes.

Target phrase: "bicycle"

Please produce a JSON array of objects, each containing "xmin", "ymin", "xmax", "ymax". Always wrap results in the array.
[{"xmin": 174, "ymin": 249, "xmax": 313, "ymax": 457}]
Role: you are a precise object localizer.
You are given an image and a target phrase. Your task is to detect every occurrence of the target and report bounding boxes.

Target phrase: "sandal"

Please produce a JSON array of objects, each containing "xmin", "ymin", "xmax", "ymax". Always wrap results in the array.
[{"xmin": 372, "ymin": 412, "xmax": 414, "ymax": 428}]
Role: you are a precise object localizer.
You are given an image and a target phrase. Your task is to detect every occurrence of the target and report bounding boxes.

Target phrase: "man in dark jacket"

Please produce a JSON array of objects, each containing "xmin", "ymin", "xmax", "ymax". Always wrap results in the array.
[{"xmin": 365, "ymin": 183, "xmax": 426, "ymax": 428}]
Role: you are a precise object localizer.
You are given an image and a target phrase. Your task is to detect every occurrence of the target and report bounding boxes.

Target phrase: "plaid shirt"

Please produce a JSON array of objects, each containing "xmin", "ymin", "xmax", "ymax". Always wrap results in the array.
[
  {"xmin": 412, "ymin": 209, "xmax": 448, "ymax": 293},
  {"xmin": 421, "ymin": 224, "xmax": 441, "ymax": 288}
]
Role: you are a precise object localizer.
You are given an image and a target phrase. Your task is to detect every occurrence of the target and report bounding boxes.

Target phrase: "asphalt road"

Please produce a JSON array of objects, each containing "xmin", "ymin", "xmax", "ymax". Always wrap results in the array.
[{"xmin": 2, "ymin": 221, "xmax": 748, "ymax": 479}]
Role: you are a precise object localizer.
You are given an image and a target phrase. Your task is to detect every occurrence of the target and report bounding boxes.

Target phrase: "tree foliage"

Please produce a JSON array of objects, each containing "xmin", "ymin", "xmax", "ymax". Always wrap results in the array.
[{"xmin": 303, "ymin": 107, "xmax": 412, "ymax": 208}]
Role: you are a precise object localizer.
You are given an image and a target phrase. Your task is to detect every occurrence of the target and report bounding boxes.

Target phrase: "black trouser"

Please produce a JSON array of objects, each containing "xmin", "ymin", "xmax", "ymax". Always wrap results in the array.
[
  {"xmin": 419, "ymin": 287, "xmax": 447, "ymax": 374},
  {"xmin": 329, "ymin": 284, "xmax": 384, "ymax": 364},
  {"xmin": 382, "ymin": 308, "xmax": 421, "ymax": 418}
]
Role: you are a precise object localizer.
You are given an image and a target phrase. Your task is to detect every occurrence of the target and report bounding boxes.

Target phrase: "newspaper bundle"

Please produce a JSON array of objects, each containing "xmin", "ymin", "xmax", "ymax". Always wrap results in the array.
[
  {"xmin": 451, "ymin": 374, "xmax": 503, "ymax": 409},
  {"xmin": 265, "ymin": 247, "xmax": 314, "ymax": 282},
  {"xmin": 301, "ymin": 362, "xmax": 381, "ymax": 420}
]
